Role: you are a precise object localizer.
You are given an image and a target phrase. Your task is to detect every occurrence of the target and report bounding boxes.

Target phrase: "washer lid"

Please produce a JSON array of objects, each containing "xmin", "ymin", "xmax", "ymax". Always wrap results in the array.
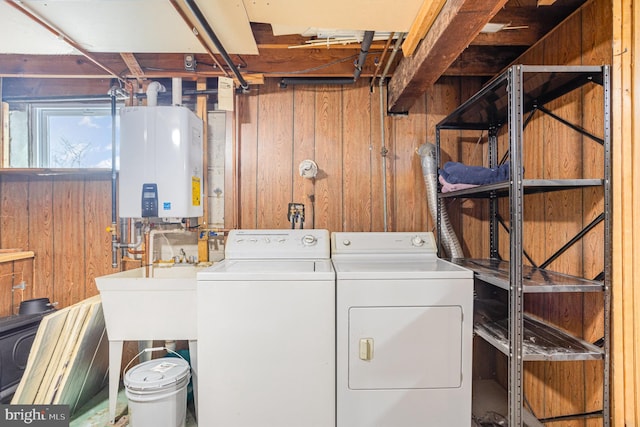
[
  {"xmin": 197, "ymin": 259, "xmax": 335, "ymax": 281},
  {"xmin": 332, "ymin": 257, "xmax": 473, "ymax": 279}
]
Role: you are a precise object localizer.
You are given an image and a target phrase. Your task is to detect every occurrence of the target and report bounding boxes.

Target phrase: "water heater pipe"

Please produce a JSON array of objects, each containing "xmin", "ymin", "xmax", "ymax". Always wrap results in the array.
[
  {"xmin": 109, "ymin": 85, "xmax": 118, "ymax": 267},
  {"xmin": 172, "ymin": 78, "xmax": 182, "ymax": 106},
  {"xmin": 146, "ymin": 81, "xmax": 166, "ymax": 107},
  {"xmin": 107, "ymin": 86, "xmax": 145, "ymax": 268}
]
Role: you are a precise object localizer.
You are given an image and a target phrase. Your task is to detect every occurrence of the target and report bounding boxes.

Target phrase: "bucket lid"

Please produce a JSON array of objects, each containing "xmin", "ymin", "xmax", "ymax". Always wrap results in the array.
[{"xmin": 124, "ymin": 358, "xmax": 190, "ymax": 391}]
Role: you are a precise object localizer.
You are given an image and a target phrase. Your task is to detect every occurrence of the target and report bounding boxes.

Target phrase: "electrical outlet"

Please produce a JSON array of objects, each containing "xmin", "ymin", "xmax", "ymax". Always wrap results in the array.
[{"xmin": 184, "ymin": 54, "xmax": 196, "ymax": 71}]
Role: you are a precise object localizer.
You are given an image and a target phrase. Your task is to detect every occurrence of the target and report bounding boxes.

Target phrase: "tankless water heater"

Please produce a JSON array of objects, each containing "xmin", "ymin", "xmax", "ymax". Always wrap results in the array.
[{"xmin": 119, "ymin": 106, "xmax": 203, "ymax": 219}]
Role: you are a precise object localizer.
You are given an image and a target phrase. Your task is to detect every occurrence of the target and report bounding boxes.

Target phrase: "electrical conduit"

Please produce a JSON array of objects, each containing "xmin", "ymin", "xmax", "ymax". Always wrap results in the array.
[{"xmin": 378, "ymin": 34, "xmax": 405, "ymax": 232}]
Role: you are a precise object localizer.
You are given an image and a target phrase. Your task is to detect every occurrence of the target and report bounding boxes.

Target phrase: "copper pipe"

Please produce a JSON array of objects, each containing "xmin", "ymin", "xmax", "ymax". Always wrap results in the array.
[
  {"xmin": 143, "ymin": 228, "xmax": 151, "ymax": 278},
  {"xmin": 370, "ymin": 32, "xmax": 396, "ymax": 89},
  {"xmin": 6, "ymin": 0, "xmax": 126, "ymax": 84}
]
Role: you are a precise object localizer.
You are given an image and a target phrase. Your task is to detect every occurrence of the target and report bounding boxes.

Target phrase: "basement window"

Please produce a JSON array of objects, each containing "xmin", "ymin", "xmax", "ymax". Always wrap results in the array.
[
  {"xmin": 7, "ymin": 103, "xmax": 120, "ymax": 169},
  {"xmin": 32, "ymin": 104, "xmax": 119, "ymax": 169}
]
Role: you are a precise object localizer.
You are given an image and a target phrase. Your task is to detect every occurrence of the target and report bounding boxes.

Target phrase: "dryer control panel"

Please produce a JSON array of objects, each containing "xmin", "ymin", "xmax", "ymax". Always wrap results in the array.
[{"xmin": 332, "ymin": 232, "xmax": 437, "ymax": 255}]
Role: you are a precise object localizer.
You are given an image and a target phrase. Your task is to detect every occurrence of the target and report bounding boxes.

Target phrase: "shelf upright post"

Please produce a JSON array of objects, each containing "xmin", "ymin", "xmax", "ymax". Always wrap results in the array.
[
  {"xmin": 435, "ymin": 126, "xmax": 443, "ymax": 257},
  {"xmin": 602, "ymin": 64, "xmax": 612, "ymax": 427},
  {"xmin": 488, "ymin": 125, "xmax": 499, "ymax": 259},
  {"xmin": 508, "ymin": 65, "xmax": 525, "ymax": 427}
]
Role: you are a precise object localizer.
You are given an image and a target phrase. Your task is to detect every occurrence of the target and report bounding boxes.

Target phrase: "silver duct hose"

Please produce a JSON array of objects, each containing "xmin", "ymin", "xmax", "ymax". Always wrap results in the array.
[{"xmin": 417, "ymin": 142, "xmax": 464, "ymax": 258}]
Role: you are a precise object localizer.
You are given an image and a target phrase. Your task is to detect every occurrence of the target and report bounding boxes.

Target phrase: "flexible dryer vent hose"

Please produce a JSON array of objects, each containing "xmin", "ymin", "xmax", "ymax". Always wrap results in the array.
[{"xmin": 417, "ymin": 143, "xmax": 464, "ymax": 259}]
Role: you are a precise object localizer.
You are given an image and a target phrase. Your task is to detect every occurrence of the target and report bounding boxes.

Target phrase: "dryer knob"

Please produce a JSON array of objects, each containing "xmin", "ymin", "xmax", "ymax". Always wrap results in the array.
[
  {"xmin": 342, "ymin": 239, "xmax": 351, "ymax": 246},
  {"xmin": 302, "ymin": 235, "xmax": 317, "ymax": 246},
  {"xmin": 411, "ymin": 235, "xmax": 425, "ymax": 247}
]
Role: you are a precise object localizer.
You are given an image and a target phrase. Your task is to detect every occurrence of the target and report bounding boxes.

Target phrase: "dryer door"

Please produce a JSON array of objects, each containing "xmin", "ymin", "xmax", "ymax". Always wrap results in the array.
[{"xmin": 348, "ymin": 305, "xmax": 463, "ymax": 390}]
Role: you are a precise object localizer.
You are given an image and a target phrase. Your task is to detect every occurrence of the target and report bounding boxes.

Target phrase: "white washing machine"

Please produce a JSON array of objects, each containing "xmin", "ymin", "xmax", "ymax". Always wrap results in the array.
[
  {"xmin": 331, "ymin": 231, "xmax": 474, "ymax": 427},
  {"xmin": 196, "ymin": 229, "xmax": 335, "ymax": 427}
]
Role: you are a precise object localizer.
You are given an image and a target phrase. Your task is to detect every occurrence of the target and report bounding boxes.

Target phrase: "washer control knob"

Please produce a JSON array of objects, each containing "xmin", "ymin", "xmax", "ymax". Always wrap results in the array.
[
  {"xmin": 302, "ymin": 235, "xmax": 317, "ymax": 246},
  {"xmin": 342, "ymin": 239, "xmax": 351, "ymax": 246},
  {"xmin": 411, "ymin": 235, "xmax": 425, "ymax": 247}
]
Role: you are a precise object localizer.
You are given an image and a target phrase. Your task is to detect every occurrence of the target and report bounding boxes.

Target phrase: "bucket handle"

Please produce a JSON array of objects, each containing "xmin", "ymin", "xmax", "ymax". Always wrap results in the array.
[{"xmin": 124, "ymin": 346, "xmax": 189, "ymax": 376}]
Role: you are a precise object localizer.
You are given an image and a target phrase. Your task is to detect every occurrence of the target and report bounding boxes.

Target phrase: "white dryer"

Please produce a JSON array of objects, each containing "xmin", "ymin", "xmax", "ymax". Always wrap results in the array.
[
  {"xmin": 331, "ymin": 231, "xmax": 474, "ymax": 427},
  {"xmin": 196, "ymin": 229, "xmax": 335, "ymax": 427}
]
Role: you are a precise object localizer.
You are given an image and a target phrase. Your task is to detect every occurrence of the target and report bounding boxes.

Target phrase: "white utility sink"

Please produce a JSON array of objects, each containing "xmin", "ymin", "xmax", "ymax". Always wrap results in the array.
[
  {"xmin": 96, "ymin": 265, "xmax": 203, "ymax": 424},
  {"xmin": 96, "ymin": 265, "xmax": 200, "ymax": 340}
]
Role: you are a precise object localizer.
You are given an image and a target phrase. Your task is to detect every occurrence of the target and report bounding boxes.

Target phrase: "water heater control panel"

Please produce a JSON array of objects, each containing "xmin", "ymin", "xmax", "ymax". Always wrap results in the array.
[{"xmin": 141, "ymin": 183, "xmax": 158, "ymax": 217}]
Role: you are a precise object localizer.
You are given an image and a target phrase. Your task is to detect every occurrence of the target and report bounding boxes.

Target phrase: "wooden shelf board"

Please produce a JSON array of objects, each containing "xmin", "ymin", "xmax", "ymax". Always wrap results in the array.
[{"xmin": 0, "ymin": 250, "xmax": 34, "ymax": 263}]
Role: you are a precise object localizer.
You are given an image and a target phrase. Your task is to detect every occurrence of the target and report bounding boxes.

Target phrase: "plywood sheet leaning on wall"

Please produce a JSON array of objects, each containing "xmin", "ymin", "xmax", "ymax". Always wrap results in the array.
[
  {"xmin": 53, "ymin": 298, "xmax": 107, "ymax": 413},
  {"xmin": 11, "ymin": 295, "xmax": 108, "ymax": 415}
]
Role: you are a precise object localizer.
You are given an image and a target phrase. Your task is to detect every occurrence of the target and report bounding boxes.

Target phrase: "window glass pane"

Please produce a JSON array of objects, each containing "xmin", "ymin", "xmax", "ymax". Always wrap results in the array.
[
  {"xmin": 8, "ymin": 109, "xmax": 28, "ymax": 168},
  {"xmin": 46, "ymin": 112, "xmax": 118, "ymax": 168}
]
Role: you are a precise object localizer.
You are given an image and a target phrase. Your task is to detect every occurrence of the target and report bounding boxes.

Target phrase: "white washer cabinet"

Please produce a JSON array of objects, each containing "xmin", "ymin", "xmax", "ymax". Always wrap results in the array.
[{"xmin": 196, "ymin": 229, "xmax": 335, "ymax": 427}]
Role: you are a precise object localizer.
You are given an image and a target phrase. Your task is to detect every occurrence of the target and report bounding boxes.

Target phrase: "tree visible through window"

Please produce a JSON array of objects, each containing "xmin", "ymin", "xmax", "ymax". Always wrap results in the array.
[{"xmin": 30, "ymin": 104, "xmax": 120, "ymax": 169}]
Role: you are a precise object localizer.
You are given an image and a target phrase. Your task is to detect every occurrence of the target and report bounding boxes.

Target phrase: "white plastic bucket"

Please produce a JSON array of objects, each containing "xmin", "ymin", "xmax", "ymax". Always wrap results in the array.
[{"xmin": 124, "ymin": 353, "xmax": 191, "ymax": 427}]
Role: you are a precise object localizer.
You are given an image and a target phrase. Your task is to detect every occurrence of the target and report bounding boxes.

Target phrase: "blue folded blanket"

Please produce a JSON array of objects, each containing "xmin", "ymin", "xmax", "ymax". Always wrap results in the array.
[{"xmin": 440, "ymin": 161, "xmax": 510, "ymax": 185}]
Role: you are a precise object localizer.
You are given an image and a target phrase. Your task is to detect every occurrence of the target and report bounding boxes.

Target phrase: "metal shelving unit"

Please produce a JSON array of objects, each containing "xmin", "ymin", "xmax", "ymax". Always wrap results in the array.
[{"xmin": 435, "ymin": 65, "xmax": 611, "ymax": 427}]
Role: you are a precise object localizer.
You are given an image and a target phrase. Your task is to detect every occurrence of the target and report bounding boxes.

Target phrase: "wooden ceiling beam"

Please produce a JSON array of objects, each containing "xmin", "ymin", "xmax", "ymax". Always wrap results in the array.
[
  {"xmin": 444, "ymin": 45, "xmax": 528, "ymax": 76},
  {"xmin": 387, "ymin": 0, "xmax": 509, "ymax": 113},
  {"xmin": 402, "ymin": 0, "xmax": 448, "ymax": 57},
  {"xmin": 0, "ymin": 47, "xmax": 386, "ymax": 79}
]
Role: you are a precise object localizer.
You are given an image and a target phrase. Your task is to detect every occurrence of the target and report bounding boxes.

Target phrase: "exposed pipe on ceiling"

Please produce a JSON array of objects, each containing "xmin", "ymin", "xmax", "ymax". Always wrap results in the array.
[
  {"xmin": 6, "ymin": 0, "xmax": 126, "ymax": 86},
  {"xmin": 379, "ymin": 33, "xmax": 405, "ymax": 86},
  {"xmin": 280, "ymin": 30, "xmax": 376, "ymax": 87},
  {"xmin": 370, "ymin": 32, "xmax": 396, "ymax": 90},
  {"xmin": 353, "ymin": 31, "xmax": 375, "ymax": 81},
  {"xmin": 182, "ymin": 0, "xmax": 250, "ymax": 91},
  {"xmin": 279, "ymin": 77, "xmax": 356, "ymax": 87},
  {"xmin": 169, "ymin": 0, "xmax": 228, "ymax": 75}
]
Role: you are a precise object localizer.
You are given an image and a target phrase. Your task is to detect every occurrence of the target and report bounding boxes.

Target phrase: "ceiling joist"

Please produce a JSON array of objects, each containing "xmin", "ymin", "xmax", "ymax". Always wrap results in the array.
[
  {"xmin": 120, "ymin": 53, "xmax": 145, "ymax": 81},
  {"xmin": 387, "ymin": 0, "xmax": 509, "ymax": 113},
  {"xmin": 401, "ymin": 0, "xmax": 448, "ymax": 57}
]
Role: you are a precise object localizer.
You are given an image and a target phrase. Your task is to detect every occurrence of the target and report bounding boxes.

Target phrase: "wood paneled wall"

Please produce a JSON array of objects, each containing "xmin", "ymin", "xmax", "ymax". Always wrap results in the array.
[
  {"xmin": 0, "ymin": 172, "xmax": 116, "ymax": 316},
  {"xmin": 611, "ymin": 0, "xmax": 640, "ymax": 425},
  {"xmin": 228, "ymin": 77, "xmax": 488, "ymax": 237}
]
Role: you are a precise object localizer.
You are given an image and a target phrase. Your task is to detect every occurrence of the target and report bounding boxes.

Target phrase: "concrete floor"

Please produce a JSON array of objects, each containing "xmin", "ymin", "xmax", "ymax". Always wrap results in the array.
[{"xmin": 70, "ymin": 385, "xmax": 197, "ymax": 427}]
